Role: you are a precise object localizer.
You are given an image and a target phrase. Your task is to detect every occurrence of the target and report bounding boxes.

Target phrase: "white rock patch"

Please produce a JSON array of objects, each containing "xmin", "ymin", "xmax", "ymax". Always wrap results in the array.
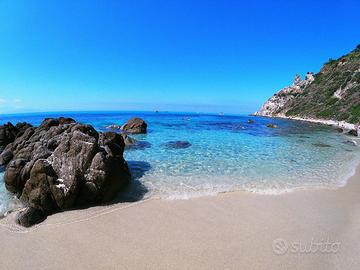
[{"xmin": 55, "ymin": 178, "xmax": 70, "ymax": 194}]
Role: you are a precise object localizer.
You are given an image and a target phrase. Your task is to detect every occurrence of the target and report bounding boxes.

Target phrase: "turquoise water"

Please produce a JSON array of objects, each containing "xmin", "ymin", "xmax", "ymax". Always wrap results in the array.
[
  {"xmin": 0, "ymin": 171, "xmax": 21, "ymax": 217},
  {"xmin": 1, "ymin": 111, "xmax": 359, "ymax": 213}
]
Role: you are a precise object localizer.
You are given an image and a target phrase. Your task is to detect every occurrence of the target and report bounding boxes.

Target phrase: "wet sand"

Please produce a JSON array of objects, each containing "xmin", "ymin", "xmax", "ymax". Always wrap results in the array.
[{"xmin": 1, "ymin": 166, "xmax": 360, "ymax": 269}]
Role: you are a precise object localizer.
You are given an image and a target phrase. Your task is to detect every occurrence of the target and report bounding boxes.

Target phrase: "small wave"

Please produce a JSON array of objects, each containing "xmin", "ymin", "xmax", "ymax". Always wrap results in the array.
[
  {"xmin": 0, "ymin": 172, "xmax": 23, "ymax": 217},
  {"xmin": 143, "ymin": 154, "xmax": 360, "ymax": 200},
  {"xmin": 0, "ymin": 195, "xmax": 23, "ymax": 218},
  {"xmin": 335, "ymin": 153, "xmax": 360, "ymax": 188}
]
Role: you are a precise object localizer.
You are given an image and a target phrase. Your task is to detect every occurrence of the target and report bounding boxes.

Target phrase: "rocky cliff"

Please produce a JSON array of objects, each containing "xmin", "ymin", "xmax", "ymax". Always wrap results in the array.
[{"xmin": 255, "ymin": 45, "xmax": 360, "ymax": 125}]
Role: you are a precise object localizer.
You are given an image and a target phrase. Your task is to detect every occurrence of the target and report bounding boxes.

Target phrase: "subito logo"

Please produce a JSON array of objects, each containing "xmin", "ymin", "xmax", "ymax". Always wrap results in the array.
[{"xmin": 272, "ymin": 238, "xmax": 288, "ymax": 255}]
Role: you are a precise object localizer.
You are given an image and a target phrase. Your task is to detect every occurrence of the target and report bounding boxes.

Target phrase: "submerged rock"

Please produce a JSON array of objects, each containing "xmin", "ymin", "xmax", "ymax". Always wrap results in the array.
[
  {"xmin": 163, "ymin": 141, "xmax": 192, "ymax": 149},
  {"xmin": 121, "ymin": 134, "xmax": 137, "ymax": 145},
  {"xmin": 121, "ymin": 117, "xmax": 147, "ymax": 134},
  {"xmin": 0, "ymin": 118, "xmax": 131, "ymax": 226},
  {"xmin": 266, "ymin": 124, "xmax": 278, "ymax": 129},
  {"xmin": 247, "ymin": 119, "xmax": 255, "ymax": 124},
  {"xmin": 126, "ymin": 140, "xmax": 151, "ymax": 150},
  {"xmin": 122, "ymin": 134, "xmax": 151, "ymax": 150},
  {"xmin": 313, "ymin": 143, "xmax": 332, "ymax": 148}
]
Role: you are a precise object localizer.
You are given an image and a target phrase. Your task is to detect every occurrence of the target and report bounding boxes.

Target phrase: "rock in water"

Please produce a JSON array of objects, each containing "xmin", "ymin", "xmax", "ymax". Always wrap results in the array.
[
  {"xmin": 312, "ymin": 143, "xmax": 332, "ymax": 148},
  {"xmin": 121, "ymin": 134, "xmax": 137, "ymax": 146},
  {"xmin": 121, "ymin": 117, "xmax": 147, "ymax": 134},
  {"xmin": 247, "ymin": 119, "xmax": 255, "ymax": 124},
  {"xmin": 348, "ymin": 129, "xmax": 358, "ymax": 137},
  {"xmin": 163, "ymin": 141, "xmax": 192, "ymax": 149},
  {"xmin": 0, "ymin": 118, "xmax": 131, "ymax": 226},
  {"xmin": 121, "ymin": 134, "xmax": 151, "ymax": 150},
  {"xmin": 266, "ymin": 124, "xmax": 278, "ymax": 128}
]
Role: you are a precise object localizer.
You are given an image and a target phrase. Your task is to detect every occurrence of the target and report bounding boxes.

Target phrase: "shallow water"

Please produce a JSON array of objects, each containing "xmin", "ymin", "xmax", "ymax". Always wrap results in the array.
[
  {"xmin": 0, "ymin": 171, "xmax": 22, "ymax": 217},
  {"xmin": 1, "ymin": 111, "xmax": 359, "ymax": 211}
]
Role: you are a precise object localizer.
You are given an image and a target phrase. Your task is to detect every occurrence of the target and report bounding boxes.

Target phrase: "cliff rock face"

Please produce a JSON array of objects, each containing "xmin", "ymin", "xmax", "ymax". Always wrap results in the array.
[
  {"xmin": 255, "ymin": 45, "xmax": 360, "ymax": 125},
  {"xmin": 255, "ymin": 73, "xmax": 314, "ymax": 117}
]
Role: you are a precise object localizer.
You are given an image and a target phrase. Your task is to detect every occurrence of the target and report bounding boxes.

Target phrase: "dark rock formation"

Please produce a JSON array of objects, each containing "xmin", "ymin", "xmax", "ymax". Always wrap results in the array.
[
  {"xmin": 121, "ymin": 117, "xmax": 147, "ymax": 134},
  {"xmin": 0, "ymin": 123, "xmax": 17, "ymax": 147},
  {"xmin": 16, "ymin": 207, "xmax": 46, "ymax": 227},
  {"xmin": 348, "ymin": 129, "xmax": 358, "ymax": 137},
  {"xmin": 163, "ymin": 141, "xmax": 192, "ymax": 149},
  {"xmin": 15, "ymin": 122, "xmax": 33, "ymax": 137},
  {"xmin": 247, "ymin": 119, "xmax": 255, "ymax": 124},
  {"xmin": 129, "ymin": 141, "xmax": 151, "ymax": 150},
  {"xmin": 0, "ymin": 122, "xmax": 32, "ymax": 148},
  {"xmin": 266, "ymin": 124, "xmax": 278, "ymax": 129},
  {"xmin": 0, "ymin": 117, "xmax": 131, "ymax": 226}
]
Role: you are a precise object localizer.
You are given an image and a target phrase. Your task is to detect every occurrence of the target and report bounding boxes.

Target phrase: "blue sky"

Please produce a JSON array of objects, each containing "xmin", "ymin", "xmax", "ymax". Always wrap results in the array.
[{"xmin": 0, "ymin": 0, "xmax": 359, "ymax": 114}]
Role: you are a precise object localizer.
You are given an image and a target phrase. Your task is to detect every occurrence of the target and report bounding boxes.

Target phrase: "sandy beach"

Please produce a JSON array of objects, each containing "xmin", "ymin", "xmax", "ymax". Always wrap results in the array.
[{"xmin": 0, "ymin": 165, "xmax": 359, "ymax": 270}]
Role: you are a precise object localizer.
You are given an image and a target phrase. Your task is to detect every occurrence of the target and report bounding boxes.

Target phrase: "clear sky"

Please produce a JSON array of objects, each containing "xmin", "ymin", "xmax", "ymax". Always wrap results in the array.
[{"xmin": 0, "ymin": 0, "xmax": 359, "ymax": 114}]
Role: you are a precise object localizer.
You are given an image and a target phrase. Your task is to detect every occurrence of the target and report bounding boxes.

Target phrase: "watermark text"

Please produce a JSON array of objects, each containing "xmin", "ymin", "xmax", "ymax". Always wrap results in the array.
[{"xmin": 272, "ymin": 237, "xmax": 341, "ymax": 255}]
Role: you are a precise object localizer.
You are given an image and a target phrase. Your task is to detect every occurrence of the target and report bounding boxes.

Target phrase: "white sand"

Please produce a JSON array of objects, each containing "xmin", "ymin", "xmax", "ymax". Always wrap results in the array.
[{"xmin": 1, "ymin": 166, "xmax": 360, "ymax": 269}]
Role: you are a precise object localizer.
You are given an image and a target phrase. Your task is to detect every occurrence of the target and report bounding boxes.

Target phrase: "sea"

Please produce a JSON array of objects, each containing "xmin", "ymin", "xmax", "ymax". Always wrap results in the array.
[{"xmin": 1, "ymin": 111, "xmax": 360, "ymax": 215}]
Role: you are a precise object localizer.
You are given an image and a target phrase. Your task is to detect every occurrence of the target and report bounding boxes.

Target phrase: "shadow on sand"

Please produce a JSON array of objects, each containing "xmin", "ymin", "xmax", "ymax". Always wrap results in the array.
[{"xmin": 112, "ymin": 160, "xmax": 151, "ymax": 203}]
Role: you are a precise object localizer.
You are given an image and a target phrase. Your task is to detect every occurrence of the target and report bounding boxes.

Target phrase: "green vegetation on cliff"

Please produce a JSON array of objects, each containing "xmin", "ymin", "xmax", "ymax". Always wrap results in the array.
[{"xmin": 284, "ymin": 45, "xmax": 360, "ymax": 124}]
